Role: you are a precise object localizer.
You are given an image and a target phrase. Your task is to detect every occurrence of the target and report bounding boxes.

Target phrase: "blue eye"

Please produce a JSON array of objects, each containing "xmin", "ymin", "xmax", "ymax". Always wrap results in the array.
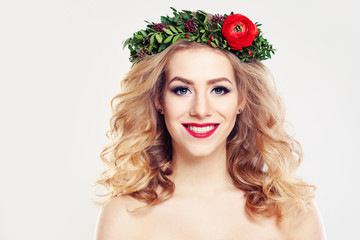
[
  {"xmin": 172, "ymin": 87, "xmax": 190, "ymax": 95},
  {"xmin": 212, "ymin": 87, "xmax": 230, "ymax": 95}
]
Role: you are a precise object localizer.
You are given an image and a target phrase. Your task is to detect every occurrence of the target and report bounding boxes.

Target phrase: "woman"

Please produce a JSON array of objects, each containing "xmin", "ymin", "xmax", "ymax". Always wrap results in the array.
[{"xmin": 95, "ymin": 9, "xmax": 325, "ymax": 239}]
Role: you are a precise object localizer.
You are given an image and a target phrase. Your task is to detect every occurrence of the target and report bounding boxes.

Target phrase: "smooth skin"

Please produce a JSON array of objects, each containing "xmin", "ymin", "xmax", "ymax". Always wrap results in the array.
[{"xmin": 95, "ymin": 48, "xmax": 326, "ymax": 240}]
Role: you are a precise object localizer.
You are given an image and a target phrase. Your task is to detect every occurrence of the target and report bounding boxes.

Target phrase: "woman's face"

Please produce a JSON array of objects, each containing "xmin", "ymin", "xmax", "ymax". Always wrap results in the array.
[{"xmin": 160, "ymin": 48, "xmax": 244, "ymax": 158}]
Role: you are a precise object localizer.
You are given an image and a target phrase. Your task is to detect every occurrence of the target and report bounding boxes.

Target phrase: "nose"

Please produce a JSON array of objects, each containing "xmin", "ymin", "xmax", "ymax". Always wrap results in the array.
[{"xmin": 189, "ymin": 92, "xmax": 212, "ymax": 118}]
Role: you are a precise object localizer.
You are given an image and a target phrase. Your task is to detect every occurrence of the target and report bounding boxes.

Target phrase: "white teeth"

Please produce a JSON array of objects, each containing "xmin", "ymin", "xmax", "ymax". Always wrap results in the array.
[{"xmin": 188, "ymin": 125, "xmax": 216, "ymax": 133}]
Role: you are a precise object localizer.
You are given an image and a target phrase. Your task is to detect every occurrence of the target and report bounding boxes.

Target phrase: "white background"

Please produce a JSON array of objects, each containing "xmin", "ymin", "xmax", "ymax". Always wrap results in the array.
[{"xmin": 0, "ymin": 0, "xmax": 359, "ymax": 239}]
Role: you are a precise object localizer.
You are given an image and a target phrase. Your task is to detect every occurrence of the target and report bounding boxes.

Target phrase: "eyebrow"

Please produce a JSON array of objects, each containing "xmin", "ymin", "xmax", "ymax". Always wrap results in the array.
[{"xmin": 169, "ymin": 76, "xmax": 233, "ymax": 85}]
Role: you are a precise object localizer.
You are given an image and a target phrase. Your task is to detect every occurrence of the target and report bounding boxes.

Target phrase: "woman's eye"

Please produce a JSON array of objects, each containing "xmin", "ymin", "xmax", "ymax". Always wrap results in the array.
[
  {"xmin": 212, "ymin": 87, "xmax": 230, "ymax": 95},
  {"xmin": 172, "ymin": 87, "xmax": 190, "ymax": 95}
]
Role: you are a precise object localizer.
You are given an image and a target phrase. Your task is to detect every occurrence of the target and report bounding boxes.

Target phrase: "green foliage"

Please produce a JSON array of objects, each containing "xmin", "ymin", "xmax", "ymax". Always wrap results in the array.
[
  {"xmin": 169, "ymin": 25, "xmax": 178, "ymax": 34},
  {"xmin": 123, "ymin": 7, "xmax": 275, "ymax": 63}
]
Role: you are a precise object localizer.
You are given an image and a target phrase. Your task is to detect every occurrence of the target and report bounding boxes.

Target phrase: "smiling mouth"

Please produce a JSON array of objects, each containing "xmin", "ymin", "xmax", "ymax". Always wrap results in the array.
[
  {"xmin": 186, "ymin": 125, "xmax": 216, "ymax": 133},
  {"xmin": 182, "ymin": 123, "xmax": 219, "ymax": 138}
]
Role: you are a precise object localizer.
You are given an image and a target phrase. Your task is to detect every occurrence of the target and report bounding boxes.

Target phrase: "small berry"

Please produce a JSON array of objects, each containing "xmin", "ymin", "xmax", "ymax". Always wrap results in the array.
[
  {"xmin": 210, "ymin": 35, "xmax": 215, "ymax": 41},
  {"xmin": 249, "ymin": 50, "xmax": 253, "ymax": 56},
  {"xmin": 210, "ymin": 14, "xmax": 226, "ymax": 25},
  {"xmin": 152, "ymin": 23, "xmax": 168, "ymax": 32},
  {"xmin": 185, "ymin": 18, "xmax": 198, "ymax": 34}
]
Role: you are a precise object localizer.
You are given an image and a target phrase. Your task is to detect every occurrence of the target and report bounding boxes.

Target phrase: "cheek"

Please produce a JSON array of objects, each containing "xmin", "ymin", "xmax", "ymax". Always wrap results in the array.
[
  {"xmin": 215, "ymin": 96, "xmax": 239, "ymax": 116},
  {"xmin": 163, "ymin": 94, "xmax": 175, "ymax": 116},
  {"xmin": 162, "ymin": 93, "xmax": 187, "ymax": 125},
  {"xmin": 220, "ymin": 107, "xmax": 238, "ymax": 124},
  {"xmin": 163, "ymin": 90, "xmax": 190, "ymax": 113}
]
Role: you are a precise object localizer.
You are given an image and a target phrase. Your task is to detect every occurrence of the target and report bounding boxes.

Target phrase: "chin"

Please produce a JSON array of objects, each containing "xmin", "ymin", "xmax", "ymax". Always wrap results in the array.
[{"xmin": 182, "ymin": 142, "xmax": 224, "ymax": 158}]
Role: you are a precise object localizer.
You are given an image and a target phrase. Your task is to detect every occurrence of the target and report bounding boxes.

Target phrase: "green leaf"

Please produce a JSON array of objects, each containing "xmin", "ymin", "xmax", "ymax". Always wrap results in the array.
[
  {"xmin": 161, "ymin": 16, "xmax": 168, "ymax": 24},
  {"xmin": 169, "ymin": 25, "xmax": 178, "ymax": 34},
  {"xmin": 163, "ymin": 35, "xmax": 173, "ymax": 43},
  {"xmin": 163, "ymin": 28, "xmax": 173, "ymax": 35},
  {"xmin": 122, "ymin": 38, "xmax": 130, "ymax": 49},
  {"xmin": 150, "ymin": 35, "xmax": 155, "ymax": 45},
  {"xmin": 182, "ymin": 10, "xmax": 192, "ymax": 16},
  {"xmin": 155, "ymin": 33, "xmax": 163, "ymax": 43},
  {"xmin": 140, "ymin": 30, "xmax": 147, "ymax": 36},
  {"xmin": 203, "ymin": 16, "xmax": 208, "ymax": 24},
  {"xmin": 180, "ymin": 12, "xmax": 190, "ymax": 21},
  {"xmin": 196, "ymin": 10, "xmax": 206, "ymax": 22},
  {"xmin": 172, "ymin": 34, "xmax": 180, "ymax": 44},
  {"xmin": 177, "ymin": 25, "xmax": 186, "ymax": 32},
  {"xmin": 176, "ymin": 27, "xmax": 184, "ymax": 33},
  {"xmin": 173, "ymin": 12, "xmax": 179, "ymax": 18},
  {"xmin": 134, "ymin": 35, "xmax": 143, "ymax": 40},
  {"xmin": 158, "ymin": 43, "xmax": 167, "ymax": 52},
  {"xmin": 210, "ymin": 42, "xmax": 217, "ymax": 48},
  {"xmin": 201, "ymin": 33, "xmax": 207, "ymax": 42}
]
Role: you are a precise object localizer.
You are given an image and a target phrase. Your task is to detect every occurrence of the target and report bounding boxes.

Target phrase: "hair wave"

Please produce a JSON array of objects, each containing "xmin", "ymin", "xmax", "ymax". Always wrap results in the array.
[{"xmin": 96, "ymin": 40, "xmax": 315, "ymax": 220}]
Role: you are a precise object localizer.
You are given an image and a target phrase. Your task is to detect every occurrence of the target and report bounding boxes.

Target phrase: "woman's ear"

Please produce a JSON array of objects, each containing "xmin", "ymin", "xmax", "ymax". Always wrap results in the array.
[
  {"xmin": 155, "ymin": 96, "xmax": 163, "ymax": 114},
  {"xmin": 237, "ymin": 97, "xmax": 246, "ymax": 114}
]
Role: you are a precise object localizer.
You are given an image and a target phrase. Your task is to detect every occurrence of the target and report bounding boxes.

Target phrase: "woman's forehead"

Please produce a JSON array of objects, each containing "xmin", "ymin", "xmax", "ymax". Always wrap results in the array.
[{"xmin": 165, "ymin": 48, "xmax": 235, "ymax": 83}]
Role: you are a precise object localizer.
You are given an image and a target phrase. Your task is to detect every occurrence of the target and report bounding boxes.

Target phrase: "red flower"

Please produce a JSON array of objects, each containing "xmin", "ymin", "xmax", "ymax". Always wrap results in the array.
[
  {"xmin": 249, "ymin": 50, "xmax": 253, "ymax": 56},
  {"xmin": 222, "ymin": 14, "xmax": 258, "ymax": 50}
]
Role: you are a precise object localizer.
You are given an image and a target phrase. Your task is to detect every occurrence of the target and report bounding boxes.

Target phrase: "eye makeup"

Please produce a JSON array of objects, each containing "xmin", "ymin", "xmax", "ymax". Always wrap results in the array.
[
  {"xmin": 212, "ymin": 86, "xmax": 230, "ymax": 95},
  {"xmin": 171, "ymin": 86, "xmax": 191, "ymax": 95},
  {"xmin": 170, "ymin": 85, "xmax": 231, "ymax": 96}
]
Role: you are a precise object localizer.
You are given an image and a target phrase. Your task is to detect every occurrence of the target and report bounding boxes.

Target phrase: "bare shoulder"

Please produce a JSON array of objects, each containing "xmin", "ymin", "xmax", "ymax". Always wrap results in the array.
[
  {"xmin": 281, "ymin": 200, "xmax": 326, "ymax": 240},
  {"xmin": 94, "ymin": 195, "xmax": 144, "ymax": 240}
]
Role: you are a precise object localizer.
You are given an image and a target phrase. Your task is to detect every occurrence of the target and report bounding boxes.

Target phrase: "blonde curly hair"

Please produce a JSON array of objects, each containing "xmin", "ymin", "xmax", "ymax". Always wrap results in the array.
[{"xmin": 96, "ymin": 40, "xmax": 315, "ymax": 220}]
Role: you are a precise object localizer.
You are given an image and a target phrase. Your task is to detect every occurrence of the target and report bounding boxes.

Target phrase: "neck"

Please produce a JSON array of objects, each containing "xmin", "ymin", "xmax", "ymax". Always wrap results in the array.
[{"xmin": 169, "ymin": 144, "xmax": 234, "ymax": 197}]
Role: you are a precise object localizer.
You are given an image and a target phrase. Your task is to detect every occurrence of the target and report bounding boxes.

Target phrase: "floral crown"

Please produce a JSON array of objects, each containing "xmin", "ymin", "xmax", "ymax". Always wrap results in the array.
[{"xmin": 123, "ymin": 7, "xmax": 275, "ymax": 63}]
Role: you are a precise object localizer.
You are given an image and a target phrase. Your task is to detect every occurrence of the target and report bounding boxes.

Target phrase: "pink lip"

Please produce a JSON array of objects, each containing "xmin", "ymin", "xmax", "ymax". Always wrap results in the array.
[
  {"xmin": 182, "ymin": 123, "xmax": 219, "ymax": 138},
  {"xmin": 183, "ymin": 123, "xmax": 216, "ymax": 127}
]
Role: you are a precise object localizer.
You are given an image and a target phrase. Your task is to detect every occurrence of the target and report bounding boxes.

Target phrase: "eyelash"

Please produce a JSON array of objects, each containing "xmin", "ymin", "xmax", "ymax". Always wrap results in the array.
[
  {"xmin": 171, "ymin": 86, "xmax": 230, "ymax": 95},
  {"xmin": 212, "ymin": 86, "xmax": 230, "ymax": 95},
  {"xmin": 172, "ymin": 86, "xmax": 190, "ymax": 95}
]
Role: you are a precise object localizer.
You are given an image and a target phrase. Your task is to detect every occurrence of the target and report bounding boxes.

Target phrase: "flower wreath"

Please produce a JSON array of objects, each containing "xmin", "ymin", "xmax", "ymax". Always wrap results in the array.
[{"xmin": 123, "ymin": 7, "xmax": 275, "ymax": 63}]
